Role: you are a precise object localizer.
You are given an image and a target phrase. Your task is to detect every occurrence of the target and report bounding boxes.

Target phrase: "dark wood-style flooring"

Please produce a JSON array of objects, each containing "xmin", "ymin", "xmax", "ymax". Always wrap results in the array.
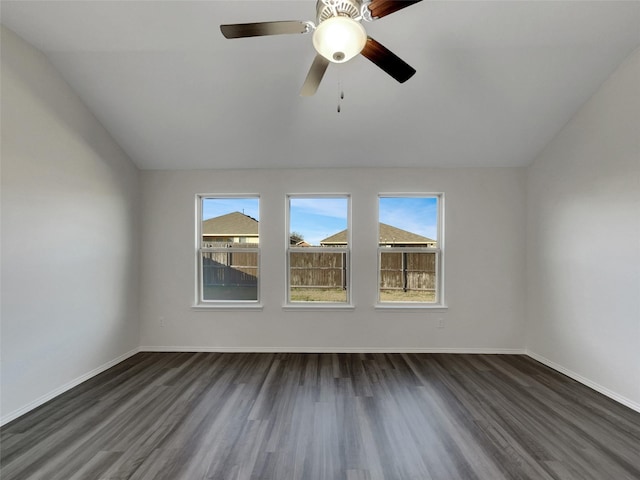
[{"xmin": 1, "ymin": 352, "xmax": 639, "ymax": 480}]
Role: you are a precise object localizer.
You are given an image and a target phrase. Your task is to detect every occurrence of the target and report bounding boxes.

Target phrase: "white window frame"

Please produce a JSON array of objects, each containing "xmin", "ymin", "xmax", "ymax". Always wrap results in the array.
[
  {"xmin": 285, "ymin": 194, "xmax": 353, "ymax": 309},
  {"xmin": 376, "ymin": 193, "xmax": 446, "ymax": 309},
  {"xmin": 193, "ymin": 194, "xmax": 262, "ymax": 310}
]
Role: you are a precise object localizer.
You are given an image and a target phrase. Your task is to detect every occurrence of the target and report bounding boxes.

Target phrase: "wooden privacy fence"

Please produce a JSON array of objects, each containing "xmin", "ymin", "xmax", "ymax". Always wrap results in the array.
[
  {"xmin": 202, "ymin": 252, "xmax": 257, "ymax": 287},
  {"xmin": 202, "ymin": 250, "xmax": 436, "ymax": 292},
  {"xmin": 379, "ymin": 251, "xmax": 436, "ymax": 292},
  {"xmin": 289, "ymin": 252, "xmax": 347, "ymax": 289}
]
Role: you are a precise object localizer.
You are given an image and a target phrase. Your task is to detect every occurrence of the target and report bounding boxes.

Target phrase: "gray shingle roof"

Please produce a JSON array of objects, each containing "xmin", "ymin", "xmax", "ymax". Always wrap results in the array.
[
  {"xmin": 321, "ymin": 223, "xmax": 435, "ymax": 245},
  {"xmin": 202, "ymin": 212, "xmax": 258, "ymax": 236}
]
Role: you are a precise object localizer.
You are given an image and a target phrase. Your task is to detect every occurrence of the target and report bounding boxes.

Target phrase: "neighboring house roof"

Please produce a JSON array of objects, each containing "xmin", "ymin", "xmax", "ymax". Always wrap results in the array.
[
  {"xmin": 320, "ymin": 223, "xmax": 435, "ymax": 245},
  {"xmin": 202, "ymin": 211, "xmax": 258, "ymax": 236}
]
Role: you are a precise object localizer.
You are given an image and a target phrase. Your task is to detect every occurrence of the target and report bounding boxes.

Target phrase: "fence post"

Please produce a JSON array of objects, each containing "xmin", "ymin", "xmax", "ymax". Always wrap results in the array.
[
  {"xmin": 342, "ymin": 252, "xmax": 347, "ymax": 290},
  {"xmin": 402, "ymin": 251, "xmax": 408, "ymax": 292}
]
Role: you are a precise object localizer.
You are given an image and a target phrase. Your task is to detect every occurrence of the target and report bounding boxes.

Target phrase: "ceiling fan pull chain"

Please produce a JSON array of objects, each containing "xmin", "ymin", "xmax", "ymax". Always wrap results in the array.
[{"xmin": 337, "ymin": 74, "xmax": 343, "ymax": 113}]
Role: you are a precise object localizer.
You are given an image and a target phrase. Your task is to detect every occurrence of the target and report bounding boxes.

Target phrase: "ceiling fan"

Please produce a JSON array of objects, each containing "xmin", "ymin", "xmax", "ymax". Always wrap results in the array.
[{"xmin": 220, "ymin": 0, "xmax": 423, "ymax": 96}]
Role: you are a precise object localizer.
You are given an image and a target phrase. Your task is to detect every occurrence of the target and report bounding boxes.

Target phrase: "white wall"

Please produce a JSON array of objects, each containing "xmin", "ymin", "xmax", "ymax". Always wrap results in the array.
[
  {"xmin": 139, "ymin": 167, "xmax": 526, "ymax": 352},
  {"xmin": 1, "ymin": 27, "xmax": 141, "ymax": 423},
  {"xmin": 526, "ymin": 48, "xmax": 640, "ymax": 409}
]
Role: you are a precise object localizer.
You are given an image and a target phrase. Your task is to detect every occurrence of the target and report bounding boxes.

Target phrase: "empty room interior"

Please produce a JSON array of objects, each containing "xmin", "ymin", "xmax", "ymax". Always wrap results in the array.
[{"xmin": 1, "ymin": 1, "xmax": 639, "ymax": 479}]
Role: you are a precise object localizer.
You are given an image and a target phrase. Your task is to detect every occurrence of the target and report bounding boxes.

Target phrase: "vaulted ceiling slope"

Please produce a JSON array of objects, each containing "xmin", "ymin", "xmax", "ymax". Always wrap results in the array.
[{"xmin": 2, "ymin": 1, "xmax": 639, "ymax": 170}]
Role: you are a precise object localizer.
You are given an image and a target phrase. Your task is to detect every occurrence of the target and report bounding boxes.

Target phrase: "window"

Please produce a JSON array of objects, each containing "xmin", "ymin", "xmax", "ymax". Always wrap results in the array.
[
  {"xmin": 378, "ymin": 194, "xmax": 443, "ymax": 305},
  {"xmin": 196, "ymin": 196, "xmax": 260, "ymax": 305},
  {"xmin": 287, "ymin": 195, "xmax": 350, "ymax": 304}
]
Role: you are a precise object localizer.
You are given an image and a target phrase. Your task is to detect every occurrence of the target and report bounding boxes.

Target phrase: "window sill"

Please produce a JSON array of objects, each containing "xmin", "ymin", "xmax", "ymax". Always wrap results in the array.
[
  {"xmin": 374, "ymin": 304, "xmax": 448, "ymax": 312},
  {"xmin": 192, "ymin": 303, "xmax": 263, "ymax": 311},
  {"xmin": 282, "ymin": 304, "xmax": 356, "ymax": 312}
]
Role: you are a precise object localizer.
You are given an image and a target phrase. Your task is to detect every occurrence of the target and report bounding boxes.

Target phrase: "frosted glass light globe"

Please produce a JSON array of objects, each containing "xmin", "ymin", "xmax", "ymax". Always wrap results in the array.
[{"xmin": 312, "ymin": 16, "xmax": 367, "ymax": 63}]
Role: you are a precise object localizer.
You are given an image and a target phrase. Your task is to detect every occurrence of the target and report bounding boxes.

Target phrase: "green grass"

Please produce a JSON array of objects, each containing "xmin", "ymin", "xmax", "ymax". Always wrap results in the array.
[
  {"xmin": 289, "ymin": 288, "xmax": 436, "ymax": 303},
  {"xmin": 289, "ymin": 288, "xmax": 347, "ymax": 303},
  {"xmin": 379, "ymin": 289, "xmax": 436, "ymax": 302}
]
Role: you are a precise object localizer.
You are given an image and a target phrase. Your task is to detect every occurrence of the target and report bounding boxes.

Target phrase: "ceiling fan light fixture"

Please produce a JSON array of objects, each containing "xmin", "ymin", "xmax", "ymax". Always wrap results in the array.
[{"xmin": 312, "ymin": 16, "xmax": 366, "ymax": 63}]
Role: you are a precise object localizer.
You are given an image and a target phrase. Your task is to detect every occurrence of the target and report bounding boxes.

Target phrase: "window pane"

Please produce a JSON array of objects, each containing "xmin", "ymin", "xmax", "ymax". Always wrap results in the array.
[
  {"xmin": 289, "ymin": 251, "xmax": 347, "ymax": 302},
  {"xmin": 379, "ymin": 251, "xmax": 436, "ymax": 303},
  {"xmin": 288, "ymin": 196, "xmax": 349, "ymax": 304},
  {"xmin": 289, "ymin": 197, "xmax": 348, "ymax": 247},
  {"xmin": 202, "ymin": 251, "xmax": 258, "ymax": 301},
  {"xmin": 378, "ymin": 196, "xmax": 439, "ymax": 304},
  {"xmin": 199, "ymin": 196, "xmax": 259, "ymax": 303},
  {"xmin": 202, "ymin": 197, "xmax": 259, "ymax": 247},
  {"xmin": 378, "ymin": 197, "xmax": 438, "ymax": 246}
]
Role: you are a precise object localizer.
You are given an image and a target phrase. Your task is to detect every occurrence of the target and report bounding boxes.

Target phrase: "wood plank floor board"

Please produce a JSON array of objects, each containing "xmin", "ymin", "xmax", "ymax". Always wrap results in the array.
[
  {"xmin": 442, "ymin": 367, "xmax": 590, "ymax": 476},
  {"xmin": 2, "ymin": 353, "xmax": 639, "ymax": 480},
  {"xmin": 485, "ymin": 369, "xmax": 640, "ymax": 479},
  {"xmin": 401, "ymin": 357, "xmax": 508, "ymax": 479}
]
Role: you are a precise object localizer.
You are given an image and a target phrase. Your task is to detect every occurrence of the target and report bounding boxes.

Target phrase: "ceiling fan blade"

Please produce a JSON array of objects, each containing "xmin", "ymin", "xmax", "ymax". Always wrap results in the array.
[
  {"xmin": 367, "ymin": 0, "xmax": 423, "ymax": 19},
  {"xmin": 361, "ymin": 36, "xmax": 416, "ymax": 83},
  {"xmin": 220, "ymin": 21, "xmax": 309, "ymax": 39},
  {"xmin": 300, "ymin": 55, "xmax": 330, "ymax": 97}
]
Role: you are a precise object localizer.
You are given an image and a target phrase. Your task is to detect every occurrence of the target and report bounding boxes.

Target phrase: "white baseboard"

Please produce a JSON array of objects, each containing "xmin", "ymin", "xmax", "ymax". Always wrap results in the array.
[
  {"xmin": 526, "ymin": 350, "xmax": 640, "ymax": 413},
  {"xmin": 139, "ymin": 346, "xmax": 526, "ymax": 354},
  {"xmin": 0, "ymin": 347, "xmax": 141, "ymax": 427}
]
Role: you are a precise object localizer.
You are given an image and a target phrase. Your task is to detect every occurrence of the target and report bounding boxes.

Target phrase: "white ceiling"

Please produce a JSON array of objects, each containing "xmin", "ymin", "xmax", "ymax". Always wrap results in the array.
[{"xmin": 2, "ymin": 1, "xmax": 639, "ymax": 170}]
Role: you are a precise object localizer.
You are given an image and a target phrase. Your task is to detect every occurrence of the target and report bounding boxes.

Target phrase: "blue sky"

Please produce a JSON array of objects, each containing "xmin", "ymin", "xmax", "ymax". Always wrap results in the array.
[
  {"xmin": 202, "ymin": 196, "xmax": 437, "ymax": 245},
  {"xmin": 203, "ymin": 197, "xmax": 259, "ymax": 222},
  {"xmin": 289, "ymin": 198, "xmax": 348, "ymax": 246},
  {"xmin": 379, "ymin": 197, "xmax": 438, "ymax": 240}
]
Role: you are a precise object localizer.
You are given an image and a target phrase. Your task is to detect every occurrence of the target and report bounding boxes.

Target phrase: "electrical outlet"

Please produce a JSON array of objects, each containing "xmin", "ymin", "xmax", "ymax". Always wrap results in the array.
[
  {"xmin": 437, "ymin": 317, "xmax": 445, "ymax": 329},
  {"xmin": 159, "ymin": 316, "xmax": 165, "ymax": 327}
]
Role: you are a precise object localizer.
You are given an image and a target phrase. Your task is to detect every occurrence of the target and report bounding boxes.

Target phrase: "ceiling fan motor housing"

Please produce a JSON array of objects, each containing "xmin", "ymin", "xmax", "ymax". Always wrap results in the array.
[{"xmin": 316, "ymin": 0, "xmax": 362, "ymax": 22}]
